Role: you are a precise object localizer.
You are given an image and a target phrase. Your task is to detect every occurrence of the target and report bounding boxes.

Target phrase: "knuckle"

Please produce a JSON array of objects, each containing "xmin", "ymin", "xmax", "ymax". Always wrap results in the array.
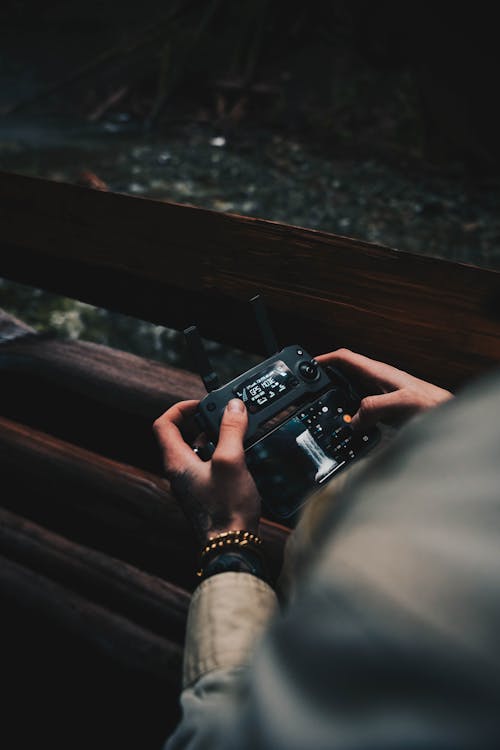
[
  {"xmin": 220, "ymin": 422, "xmax": 245, "ymax": 444},
  {"xmin": 399, "ymin": 388, "xmax": 422, "ymax": 410},
  {"xmin": 159, "ymin": 422, "xmax": 172, "ymax": 438},
  {"xmin": 212, "ymin": 450, "xmax": 243, "ymax": 472},
  {"xmin": 360, "ymin": 395, "xmax": 376, "ymax": 413},
  {"xmin": 222, "ymin": 413, "xmax": 245, "ymax": 430},
  {"xmin": 400, "ymin": 388, "xmax": 415, "ymax": 405},
  {"xmin": 336, "ymin": 347, "xmax": 352, "ymax": 358}
]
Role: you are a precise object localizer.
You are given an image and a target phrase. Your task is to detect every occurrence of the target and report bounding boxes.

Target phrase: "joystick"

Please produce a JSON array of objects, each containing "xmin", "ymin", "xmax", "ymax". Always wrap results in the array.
[{"xmin": 298, "ymin": 360, "xmax": 319, "ymax": 381}]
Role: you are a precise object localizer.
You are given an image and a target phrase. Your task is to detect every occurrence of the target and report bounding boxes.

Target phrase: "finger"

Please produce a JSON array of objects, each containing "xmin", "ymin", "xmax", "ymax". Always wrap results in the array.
[
  {"xmin": 351, "ymin": 390, "xmax": 417, "ymax": 431},
  {"xmin": 153, "ymin": 400, "xmax": 201, "ymax": 474},
  {"xmin": 316, "ymin": 348, "xmax": 408, "ymax": 392},
  {"xmin": 212, "ymin": 398, "xmax": 248, "ymax": 468},
  {"xmin": 158, "ymin": 399, "xmax": 200, "ymax": 427},
  {"xmin": 161, "ymin": 399, "xmax": 203, "ymax": 443}
]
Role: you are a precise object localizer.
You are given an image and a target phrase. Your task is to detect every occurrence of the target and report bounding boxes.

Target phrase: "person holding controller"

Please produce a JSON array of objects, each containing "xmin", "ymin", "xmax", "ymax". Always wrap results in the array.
[{"xmin": 154, "ymin": 348, "xmax": 500, "ymax": 749}]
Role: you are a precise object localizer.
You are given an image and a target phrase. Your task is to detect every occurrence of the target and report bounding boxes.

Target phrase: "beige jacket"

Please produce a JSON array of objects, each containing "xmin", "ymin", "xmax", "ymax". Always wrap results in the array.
[{"xmin": 166, "ymin": 373, "xmax": 500, "ymax": 749}]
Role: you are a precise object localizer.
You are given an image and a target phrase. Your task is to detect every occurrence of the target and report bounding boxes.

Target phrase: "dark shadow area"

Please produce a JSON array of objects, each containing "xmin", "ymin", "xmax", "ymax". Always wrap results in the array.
[
  {"xmin": 2, "ymin": 598, "xmax": 180, "ymax": 750},
  {"xmin": 2, "ymin": 0, "xmax": 500, "ymax": 173}
]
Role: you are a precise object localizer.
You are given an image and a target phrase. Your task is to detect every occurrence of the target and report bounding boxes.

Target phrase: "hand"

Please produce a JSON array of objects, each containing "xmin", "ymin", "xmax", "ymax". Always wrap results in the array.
[
  {"xmin": 153, "ymin": 398, "xmax": 261, "ymax": 545},
  {"xmin": 316, "ymin": 348, "xmax": 453, "ymax": 431}
]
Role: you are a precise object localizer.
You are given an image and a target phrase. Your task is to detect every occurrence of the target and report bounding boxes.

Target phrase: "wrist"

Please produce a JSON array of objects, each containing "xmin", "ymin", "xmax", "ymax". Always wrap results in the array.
[
  {"xmin": 199, "ymin": 548, "xmax": 270, "ymax": 584},
  {"xmin": 206, "ymin": 517, "xmax": 259, "ymax": 542},
  {"xmin": 197, "ymin": 529, "xmax": 269, "ymax": 584},
  {"xmin": 199, "ymin": 529, "xmax": 263, "ymax": 571}
]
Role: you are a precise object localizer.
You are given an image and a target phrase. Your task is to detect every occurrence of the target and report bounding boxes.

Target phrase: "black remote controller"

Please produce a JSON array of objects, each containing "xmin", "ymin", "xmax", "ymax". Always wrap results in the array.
[
  {"xmin": 198, "ymin": 344, "xmax": 330, "ymax": 445},
  {"xmin": 185, "ymin": 296, "xmax": 380, "ymax": 523}
]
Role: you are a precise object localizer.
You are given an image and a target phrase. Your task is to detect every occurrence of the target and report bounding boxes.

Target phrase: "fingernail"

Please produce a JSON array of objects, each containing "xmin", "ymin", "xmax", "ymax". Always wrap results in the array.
[{"xmin": 227, "ymin": 398, "xmax": 245, "ymax": 412}]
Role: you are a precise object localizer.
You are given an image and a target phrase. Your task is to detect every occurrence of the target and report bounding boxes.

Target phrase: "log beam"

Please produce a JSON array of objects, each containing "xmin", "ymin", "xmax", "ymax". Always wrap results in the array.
[
  {"xmin": 0, "ymin": 506, "xmax": 190, "ymax": 643},
  {"xmin": 0, "ymin": 416, "xmax": 289, "ymax": 588},
  {"xmin": 0, "ymin": 553, "xmax": 183, "ymax": 684}
]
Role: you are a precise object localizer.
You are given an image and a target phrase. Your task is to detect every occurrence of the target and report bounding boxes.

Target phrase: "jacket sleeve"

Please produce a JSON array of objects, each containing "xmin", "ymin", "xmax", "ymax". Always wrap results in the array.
[{"xmin": 166, "ymin": 572, "xmax": 278, "ymax": 749}]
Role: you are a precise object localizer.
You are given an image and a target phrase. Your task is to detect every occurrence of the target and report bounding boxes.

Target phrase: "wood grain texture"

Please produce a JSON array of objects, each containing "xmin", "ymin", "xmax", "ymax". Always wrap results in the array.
[
  {"xmin": 1, "ymin": 171, "xmax": 500, "ymax": 389},
  {"xmin": 0, "ymin": 553, "xmax": 183, "ymax": 683},
  {"xmin": 0, "ymin": 309, "xmax": 204, "ymax": 471},
  {"xmin": 0, "ymin": 309, "xmax": 204, "ymax": 414},
  {"xmin": 0, "ymin": 506, "xmax": 190, "ymax": 643},
  {"xmin": 0, "ymin": 416, "xmax": 289, "ymax": 588}
]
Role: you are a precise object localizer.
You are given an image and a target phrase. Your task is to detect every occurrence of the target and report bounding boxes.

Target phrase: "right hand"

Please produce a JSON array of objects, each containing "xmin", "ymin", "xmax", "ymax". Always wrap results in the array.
[
  {"xmin": 315, "ymin": 348, "xmax": 453, "ymax": 431},
  {"xmin": 153, "ymin": 398, "xmax": 261, "ymax": 545}
]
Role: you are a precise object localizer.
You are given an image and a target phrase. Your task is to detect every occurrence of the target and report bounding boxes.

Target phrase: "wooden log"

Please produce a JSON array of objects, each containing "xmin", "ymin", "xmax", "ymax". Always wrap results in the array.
[
  {"xmin": 0, "ymin": 416, "xmax": 289, "ymax": 588},
  {"xmin": 1, "ymin": 553, "xmax": 183, "ymax": 746},
  {"xmin": 0, "ymin": 308, "xmax": 204, "ymax": 414},
  {"xmin": 1, "ymin": 172, "xmax": 500, "ymax": 389},
  {"xmin": 2, "ymin": 597, "xmax": 180, "ymax": 745},
  {"xmin": 0, "ymin": 308, "xmax": 204, "ymax": 472},
  {"xmin": 0, "ymin": 506, "xmax": 190, "ymax": 644},
  {"xmin": 0, "ymin": 553, "xmax": 183, "ymax": 683}
]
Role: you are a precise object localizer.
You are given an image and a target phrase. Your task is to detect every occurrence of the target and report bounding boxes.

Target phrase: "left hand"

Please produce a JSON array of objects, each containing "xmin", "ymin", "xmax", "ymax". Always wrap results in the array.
[
  {"xmin": 316, "ymin": 348, "xmax": 453, "ymax": 430},
  {"xmin": 153, "ymin": 398, "xmax": 261, "ymax": 545}
]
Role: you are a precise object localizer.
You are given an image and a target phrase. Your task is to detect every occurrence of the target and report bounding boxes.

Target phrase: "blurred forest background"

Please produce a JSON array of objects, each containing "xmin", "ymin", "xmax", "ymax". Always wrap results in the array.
[{"xmin": 1, "ymin": 0, "xmax": 500, "ymax": 369}]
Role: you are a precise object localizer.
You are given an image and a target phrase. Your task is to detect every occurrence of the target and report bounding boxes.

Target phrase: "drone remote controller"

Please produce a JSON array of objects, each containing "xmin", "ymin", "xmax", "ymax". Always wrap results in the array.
[{"xmin": 185, "ymin": 296, "xmax": 380, "ymax": 523}]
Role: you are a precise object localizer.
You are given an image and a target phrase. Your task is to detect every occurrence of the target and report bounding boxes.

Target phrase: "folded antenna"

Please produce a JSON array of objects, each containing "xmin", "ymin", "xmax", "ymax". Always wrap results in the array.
[
  {"xmin": 184, "ymin": 326, "xmax": 220, "ymax": 392},
  {"xmin": 250, "ymin": 295, "xmax": 279, "ymax": 357}
]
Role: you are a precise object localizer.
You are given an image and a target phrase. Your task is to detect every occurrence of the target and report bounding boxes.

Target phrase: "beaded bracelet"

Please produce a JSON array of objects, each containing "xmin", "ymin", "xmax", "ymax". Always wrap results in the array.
[
  {"xmin": 201, "ymin": 530, "xmax": 262, "ymax": 560},
  {"xmin": 197, "ymin": 530, "xmax": 264, "ymax": 579}
]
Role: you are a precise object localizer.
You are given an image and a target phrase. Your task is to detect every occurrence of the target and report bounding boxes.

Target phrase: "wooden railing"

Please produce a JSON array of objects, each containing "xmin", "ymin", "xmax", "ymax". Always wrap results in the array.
[
  {"xmin": 2, "ymin": 171, "xmax": 500, "ymax": 390},
  {"xmin": 1, "ymin": 171, "xmax": 500, "ymax": 744}
]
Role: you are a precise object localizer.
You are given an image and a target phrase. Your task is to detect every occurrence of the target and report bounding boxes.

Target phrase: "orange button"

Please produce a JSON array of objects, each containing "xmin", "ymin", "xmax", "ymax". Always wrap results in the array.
[{"xmin": 343, "ymin": 414, "xmax": 352, "ymax": 423}]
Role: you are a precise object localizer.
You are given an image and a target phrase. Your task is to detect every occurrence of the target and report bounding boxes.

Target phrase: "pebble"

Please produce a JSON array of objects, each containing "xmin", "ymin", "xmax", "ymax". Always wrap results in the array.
[
  {"xmin": 210, "ymin": 136, "xmax": 226, "ymax": 147},
  {"xmin": 128, "ymin": 182, "xmax": 146, "ymax": 194}
]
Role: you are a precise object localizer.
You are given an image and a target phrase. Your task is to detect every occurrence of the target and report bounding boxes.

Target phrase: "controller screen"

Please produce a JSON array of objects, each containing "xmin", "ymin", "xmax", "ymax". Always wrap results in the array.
[{"xmin": 234, "ymin": 360, "xmax": 297, "ymax": 414}]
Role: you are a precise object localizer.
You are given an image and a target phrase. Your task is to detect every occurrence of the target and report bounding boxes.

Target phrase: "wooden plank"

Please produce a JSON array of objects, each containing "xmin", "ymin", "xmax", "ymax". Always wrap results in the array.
[
  {"xmin": 0, "ymin": 506, "xmax": 190, "ymax": 644},
  {"xmin": 1, "ymin": 171, "xmax": 500, "ymax": 389},
  {"xmin": 0, "ymin": 416, "xmax": 289, "ymax": 588},
  {"xmin": 0, "ymin": 554, "xmax": 183, "ymax": 683}
]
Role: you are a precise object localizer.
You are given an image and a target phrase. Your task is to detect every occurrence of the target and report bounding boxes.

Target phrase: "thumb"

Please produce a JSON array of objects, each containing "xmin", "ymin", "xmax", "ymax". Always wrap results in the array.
[{"xmin": 212, "ymin": 398, "xmax": 248, "ymax": 465}]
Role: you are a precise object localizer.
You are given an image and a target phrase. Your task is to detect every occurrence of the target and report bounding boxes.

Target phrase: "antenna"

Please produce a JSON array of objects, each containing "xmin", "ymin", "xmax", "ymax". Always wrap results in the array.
[
  {"xmin": 250, "ymin": 295, "xmax": 278, "ymax": 357},
  {"xmin": 184, "ymin": 326, "xmax": 220, "ymax": 392}
]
